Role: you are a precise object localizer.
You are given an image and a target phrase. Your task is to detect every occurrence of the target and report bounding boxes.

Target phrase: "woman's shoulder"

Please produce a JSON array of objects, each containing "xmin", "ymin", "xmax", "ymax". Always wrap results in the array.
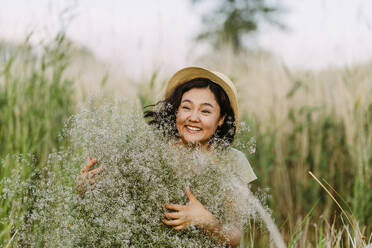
[
  {"xmin": 227, "ymin": 147, "xmax": 250, "ymax": 164},
  {"xmin": 226, "ymin": 147, "xmax": 257, "ymax": 185},
  {"xmin": 229, "ymin": 147, "xmax": 246, "ymax": 158}
]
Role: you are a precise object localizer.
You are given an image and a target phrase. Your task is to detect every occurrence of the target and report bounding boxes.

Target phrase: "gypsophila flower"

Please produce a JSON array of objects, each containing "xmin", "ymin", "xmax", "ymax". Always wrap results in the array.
[{"xmin": 4, "ymin": 99, "xmax": 261, "ymax": 247}]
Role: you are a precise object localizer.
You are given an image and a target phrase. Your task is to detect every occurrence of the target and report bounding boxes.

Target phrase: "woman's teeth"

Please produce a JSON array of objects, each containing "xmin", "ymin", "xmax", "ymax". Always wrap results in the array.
[{"xmin": 186, "ymin": 125, "xmax": 201, "ymax": 131}]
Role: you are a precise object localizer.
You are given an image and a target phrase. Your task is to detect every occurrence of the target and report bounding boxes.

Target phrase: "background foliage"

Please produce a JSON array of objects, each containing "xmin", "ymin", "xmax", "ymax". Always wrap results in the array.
[
  {"xmin": 0, "ymin": 2, "xmax": 371, "ymax": 245},
  {"xmin": 0, "ymin": 33, "xmax": 75, "ymax": 243},
  {"xmin": 192, "ymin": 0, "xmax": 285, "ymax": 52}
]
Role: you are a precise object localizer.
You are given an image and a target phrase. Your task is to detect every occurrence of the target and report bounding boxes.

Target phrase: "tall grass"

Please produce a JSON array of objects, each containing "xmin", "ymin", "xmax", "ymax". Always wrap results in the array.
[
  {"xmin": 135, "ymin": 48, "xmax": 371, "ymax": 246},
  {"xmin": 195, "ymin": 48, "xmax": 372, "ymax": 246},
  {"xmin": 0, "ymin": 33, "xmax": 75, "ymax": 244},
  {"xmin": 0, "ymin": 34, "xmax": 370, "ymax": 246}
]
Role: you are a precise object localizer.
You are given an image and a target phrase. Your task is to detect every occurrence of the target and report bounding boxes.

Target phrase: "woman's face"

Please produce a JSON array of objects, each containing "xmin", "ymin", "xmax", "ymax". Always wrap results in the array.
[{"xmin": 176, "ymin": 87, "xmax": 225, "ymax": 147}]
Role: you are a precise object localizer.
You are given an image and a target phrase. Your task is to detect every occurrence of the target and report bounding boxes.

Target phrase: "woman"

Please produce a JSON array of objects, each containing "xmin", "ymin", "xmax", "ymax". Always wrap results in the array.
[{"xmin": 77, "ymin": 66, "xmax": 257, "ymax": 247}]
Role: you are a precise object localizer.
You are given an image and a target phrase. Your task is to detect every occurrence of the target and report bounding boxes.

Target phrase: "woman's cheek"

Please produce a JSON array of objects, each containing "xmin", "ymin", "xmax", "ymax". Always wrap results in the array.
[
  {"xmin": 203, "ymin": 116, "xmax": 217, "ymax": 130},
  {"xmin": 176, "ymin": 112, "xmax": 187, "ymax": 134}
]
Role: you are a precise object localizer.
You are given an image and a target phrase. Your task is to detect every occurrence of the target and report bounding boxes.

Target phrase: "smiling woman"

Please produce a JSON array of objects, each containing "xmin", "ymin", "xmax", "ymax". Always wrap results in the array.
[
  {"xmin": 77, "ymin": 66, "xmax": 257, "ymax": 247},
  {"xmin": 145, "ymin": 67, "xmax": 257, "ymax": 246}
]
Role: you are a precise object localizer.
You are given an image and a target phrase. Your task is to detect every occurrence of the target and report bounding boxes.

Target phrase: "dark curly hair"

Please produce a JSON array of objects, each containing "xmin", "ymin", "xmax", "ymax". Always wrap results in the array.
[{"xmin": 144, "ymin": 78, "xmax": 236, "ymax": 145}]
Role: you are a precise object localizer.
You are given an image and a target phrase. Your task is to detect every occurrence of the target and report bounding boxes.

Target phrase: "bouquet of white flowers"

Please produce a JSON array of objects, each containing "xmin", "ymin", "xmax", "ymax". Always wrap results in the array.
[{"xmin": 7, "ymin": 101, "xmax": 257, "ymax": 247}]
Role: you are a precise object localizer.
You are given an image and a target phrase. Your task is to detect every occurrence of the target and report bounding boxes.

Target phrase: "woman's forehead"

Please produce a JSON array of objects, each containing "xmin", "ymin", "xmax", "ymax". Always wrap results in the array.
[{"xmin": 181, "ymin": 88, "xmax": 218, "ymax": 105}]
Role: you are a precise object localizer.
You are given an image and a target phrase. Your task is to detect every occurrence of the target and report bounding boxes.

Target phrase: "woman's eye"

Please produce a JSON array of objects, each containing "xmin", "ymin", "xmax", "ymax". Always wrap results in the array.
[
  {"xmin": 202, "ymin": 110, "xmax": 211, "ymax": 114},
  {"xmin": 182, "ymin": 106, "xmax": 190, "ymax": 110}
]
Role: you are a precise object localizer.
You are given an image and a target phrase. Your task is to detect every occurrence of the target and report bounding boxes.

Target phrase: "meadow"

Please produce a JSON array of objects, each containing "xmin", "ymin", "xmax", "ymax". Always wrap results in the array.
[{"xmin": 0, "ymin": 33, "xmax": 371, "ymax": 247}]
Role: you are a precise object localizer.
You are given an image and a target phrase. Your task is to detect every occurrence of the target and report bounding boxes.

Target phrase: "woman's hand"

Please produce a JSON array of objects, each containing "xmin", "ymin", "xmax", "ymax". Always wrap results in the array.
[
  {"xmin": 162, "ymin": 187, "xmax": 216, "ymax": 230},
  {"xmin": 76, "ymin": 157, "xmax": 103, "ymax": 195},
  {"xmin": 163, "ymin": 187, "xmax": 242, "ymax": 247}
]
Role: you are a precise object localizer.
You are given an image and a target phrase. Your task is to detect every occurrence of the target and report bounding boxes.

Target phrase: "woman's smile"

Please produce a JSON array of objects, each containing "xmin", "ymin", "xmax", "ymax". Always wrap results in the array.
[{"xmin": 185, "ymin": 125, "xmax": 202, "ymax": 132}]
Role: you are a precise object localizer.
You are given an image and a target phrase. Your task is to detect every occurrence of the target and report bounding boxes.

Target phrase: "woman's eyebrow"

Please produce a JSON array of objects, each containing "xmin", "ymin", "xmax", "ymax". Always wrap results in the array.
[
  {"xmin": 181, "ymin": 99, "xmax": 214, "ymax": 108},
  {"xmin": 201, "ymin": 103, "xmax": 214, "ymax": 108},
  {"xmin": 181, "ymin": 99, "xmax": 193, "ymax": 104}
]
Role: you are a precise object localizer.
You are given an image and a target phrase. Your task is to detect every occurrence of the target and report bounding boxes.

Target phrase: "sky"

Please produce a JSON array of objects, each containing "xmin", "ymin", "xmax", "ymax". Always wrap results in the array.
[
  {"xmin": 1, "ymin": 0, "xmax": 372, "ymax": 78},
  {"xmin": 259, "ymin": 0, "xmax": 372, "ymax": 69}
]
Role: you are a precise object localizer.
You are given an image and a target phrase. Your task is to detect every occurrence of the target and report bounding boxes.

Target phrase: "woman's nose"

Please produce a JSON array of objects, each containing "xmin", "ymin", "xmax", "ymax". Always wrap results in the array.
[{"xmin": 188, "ymin": 110, "xmax": 200, "ymax": 122}]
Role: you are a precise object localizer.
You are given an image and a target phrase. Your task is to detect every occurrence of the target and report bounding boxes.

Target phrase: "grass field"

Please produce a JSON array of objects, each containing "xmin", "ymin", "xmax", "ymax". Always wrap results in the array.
[{"xmin": 0, "ymin": 34, "xmax": 371, "ymax": 247}]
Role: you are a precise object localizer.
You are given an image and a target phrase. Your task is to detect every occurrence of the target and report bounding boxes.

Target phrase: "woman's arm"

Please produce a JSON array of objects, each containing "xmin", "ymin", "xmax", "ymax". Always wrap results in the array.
[
  {"xmin": 162, "ymin": 188, "xmax": 241, "ymax": 247},
  {"xmin": 201, "ymin": 214, "xmax": 241, "ymax": 247}
]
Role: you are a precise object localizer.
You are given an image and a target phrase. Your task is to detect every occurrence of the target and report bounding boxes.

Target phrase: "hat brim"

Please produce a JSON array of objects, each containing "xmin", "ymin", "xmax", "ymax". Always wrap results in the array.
[{"xmin": 164, "ymin": 67, "xmax": 239, "ymax": 133}]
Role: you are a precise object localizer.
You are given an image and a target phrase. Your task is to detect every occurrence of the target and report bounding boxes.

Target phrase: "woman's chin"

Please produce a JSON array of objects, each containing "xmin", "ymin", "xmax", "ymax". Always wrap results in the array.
[{"xmin": 182, "ymin": 134, "xmax": 200, "ymax": 142}]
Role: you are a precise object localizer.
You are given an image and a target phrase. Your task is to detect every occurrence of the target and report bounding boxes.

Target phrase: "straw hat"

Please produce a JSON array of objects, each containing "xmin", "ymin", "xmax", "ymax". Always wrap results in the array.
[{"xmin": 164, "ymin": 66, "xmax": 239, "ymax": 131}]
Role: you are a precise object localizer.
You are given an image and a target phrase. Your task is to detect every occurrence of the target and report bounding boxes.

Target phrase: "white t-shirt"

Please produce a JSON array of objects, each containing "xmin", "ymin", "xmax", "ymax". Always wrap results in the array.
[
  {"xmin": 205, "ymin": 147, "xmax": 257, "ymax": 185},
  {"xmin": 228, "ymin": 148, "xmax": 257, "ymax": 185}
]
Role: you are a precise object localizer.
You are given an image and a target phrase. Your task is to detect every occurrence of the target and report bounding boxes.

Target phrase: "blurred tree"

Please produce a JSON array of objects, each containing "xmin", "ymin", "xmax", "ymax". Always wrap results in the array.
[{"xmin": 192, "ymin": 0, "xmax": 285, "ymax": 52}]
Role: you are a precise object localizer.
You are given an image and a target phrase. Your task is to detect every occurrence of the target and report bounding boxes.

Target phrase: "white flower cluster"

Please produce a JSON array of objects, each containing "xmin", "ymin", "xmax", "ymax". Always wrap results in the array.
[{"xmin": 7, "ymin": 100, "xmax": 258, "ymax": 247}]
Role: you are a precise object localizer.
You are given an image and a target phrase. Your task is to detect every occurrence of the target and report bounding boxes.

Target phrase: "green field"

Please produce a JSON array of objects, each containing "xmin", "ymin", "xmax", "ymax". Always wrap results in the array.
[{"xmin": 0, "ymin": 33, "xmax": 371, "ymax": 247}]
